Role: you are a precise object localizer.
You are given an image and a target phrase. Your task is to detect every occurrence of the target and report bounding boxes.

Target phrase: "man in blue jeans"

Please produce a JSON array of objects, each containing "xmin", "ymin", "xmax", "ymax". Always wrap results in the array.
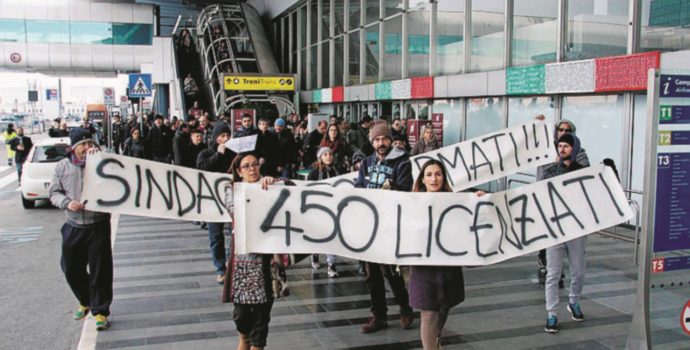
[{"xmin": 196, "ymin": 122, "xmax": 235, "ymax": 284}]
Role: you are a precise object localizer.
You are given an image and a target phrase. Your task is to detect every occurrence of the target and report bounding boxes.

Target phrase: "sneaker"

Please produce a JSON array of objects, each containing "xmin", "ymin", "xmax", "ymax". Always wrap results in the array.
[
  {"xmin": 73, "ymin": 305, "xmax": 90, "ymax": 320},
  {"xmin": 200, "ymin": 222, "xmax": 207, "ymax": 229},
  {"xmin": 400, "ymin": 311, "xmax": 414, "ymax": 329},
  {"xmin": 361, "ymin": 317, "xmax": 388, "ymax": 334},
  {"xmin": 216, "ymin": 274, "xmax": 225, "ymax": 284},
  {"xmin": 311, "ymin": 255, "xmax": 320, "ymax": 270},
  {"xmin": 544, "ymin": 315, "xmax": 558, "ymax": 333},
  {"xmin": 95, "ymin": 315, "xmax": 110, "ymax": 331},
  {"xmin": 567, "ymin": 302, "xmax": 584, "ymax": 322},
  {"xmin": 327, "ymin": 264, "xmax": 339, "ymax": 278}
]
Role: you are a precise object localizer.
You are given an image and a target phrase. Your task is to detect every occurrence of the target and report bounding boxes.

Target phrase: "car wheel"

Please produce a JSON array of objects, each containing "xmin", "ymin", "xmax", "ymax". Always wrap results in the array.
[{"xmin": 22, "ymin": 196, "xmax": 35, "ymax": 209}]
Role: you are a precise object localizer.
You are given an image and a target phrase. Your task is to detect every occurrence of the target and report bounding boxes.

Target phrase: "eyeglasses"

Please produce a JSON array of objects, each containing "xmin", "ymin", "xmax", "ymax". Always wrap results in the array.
[
  {"xmin": 240, "ymin": 162, "xmax": 260, "ymax": 170},
  {"xmin": 558, "ymin": 128, "xmax": 572, "ymax": 132}
]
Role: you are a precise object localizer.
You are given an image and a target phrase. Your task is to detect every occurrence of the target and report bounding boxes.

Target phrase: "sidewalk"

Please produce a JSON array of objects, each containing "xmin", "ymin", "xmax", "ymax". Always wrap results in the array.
[{"xmin": 92, "ymin": 216, "xmax": 686, "ymax": 349}]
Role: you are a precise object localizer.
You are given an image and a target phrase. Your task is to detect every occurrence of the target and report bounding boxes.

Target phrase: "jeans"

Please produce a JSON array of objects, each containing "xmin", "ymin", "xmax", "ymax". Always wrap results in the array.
[
  {"xmin": 208, "ymin": 222, "xmax": 227, "ymax": 275},
  {"xmin": 16, "ymin": 162, "xmax": 23, "ymax": 183},
  {"xmin": 545, "ymin": 236, "xmax": 587, "ymax": 316}
]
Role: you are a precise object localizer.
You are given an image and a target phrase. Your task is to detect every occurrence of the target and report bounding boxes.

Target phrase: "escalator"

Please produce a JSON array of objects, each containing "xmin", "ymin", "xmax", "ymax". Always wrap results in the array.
[
  {"xmin": 174, "ymin": 25, "xmax": 214, "ymax": 120},
  {"xmin": 194, "ymin": 2, "xmax": 295, "ymax": 118}
]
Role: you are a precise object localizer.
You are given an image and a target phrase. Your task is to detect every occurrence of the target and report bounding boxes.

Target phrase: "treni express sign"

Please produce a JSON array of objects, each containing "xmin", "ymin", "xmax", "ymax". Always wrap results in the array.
[{"xmin": 224, "ymin": 74, "xmax": 295, "ymax": 91}]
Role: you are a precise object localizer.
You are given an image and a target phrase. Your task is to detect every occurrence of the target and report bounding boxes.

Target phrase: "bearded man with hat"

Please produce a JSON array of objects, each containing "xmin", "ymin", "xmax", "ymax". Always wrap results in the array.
[
  {"xmin": 49, "ymin": 128, "xmax": 113, "ymax": 331},
  {"xmin": 354, "ymin": 120, "xmax": 415, "ymax": 334}
]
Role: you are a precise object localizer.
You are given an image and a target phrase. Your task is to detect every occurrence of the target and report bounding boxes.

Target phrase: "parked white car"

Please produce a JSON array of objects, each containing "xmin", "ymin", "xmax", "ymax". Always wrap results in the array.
[{"xmin": 21, "ymin": 137, "xmax": 70, "ymax": 209}]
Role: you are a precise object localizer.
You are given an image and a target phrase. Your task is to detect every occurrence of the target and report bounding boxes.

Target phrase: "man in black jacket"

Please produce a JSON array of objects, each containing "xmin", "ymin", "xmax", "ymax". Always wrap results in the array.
[
  {"xmin": 196, "ymin": 122, "xmax": 235, "ymax": 284},
  {"xmin": 183, "ymin": 129, "xmax": 206, "ymax": 168},
  {"xmin": 256, "ymin": 117, "xmax": 279, "ymax": 176},
  {"xmin": 9, "ymin": 127, "xmax": 33, "ymax": 185},
  {"xmin": 146, "ymin": 114, "xmax": 173, "ymax": 163},
  {"xmin": 355, "ymin": 121, "xmax": 414, "ymax": 334},
  {"xmin": 302, "ymin": 120, "xmax": 326, "ymax": 167},
  {"xmin": 111, "ymin": 115, "xmax": 124, "ymax": 154},
  {"xmin": 172, "ymin": 123, "xmax": 191, "ymax": 166},
  {"xmin": 233, "ymin": 113, "xmax": 257, "ymax": 138},
  {"xmin": 273, "ymin": 118, "xmax": 298, "ymax": 178}
]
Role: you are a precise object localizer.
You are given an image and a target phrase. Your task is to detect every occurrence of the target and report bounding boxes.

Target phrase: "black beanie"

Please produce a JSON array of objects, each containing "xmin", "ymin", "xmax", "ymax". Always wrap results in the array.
[
  {"xmin": 557, "ymin": 133, "xmax": 575, "ymax": 147},
  {"xmin": 212, "ymin": 122, "xmax": 230, "ymax": 142},
  {"xmin": 70, "ymin": 128, "xmax": 92, "ymax": 147}
]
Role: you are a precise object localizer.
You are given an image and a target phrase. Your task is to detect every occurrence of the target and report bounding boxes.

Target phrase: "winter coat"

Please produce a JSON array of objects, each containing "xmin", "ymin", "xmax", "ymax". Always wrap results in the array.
[
  {"xmin": 410, "ymin": 137, "xmax": 440, "ymax": 156},
  {"xmin": 355, "ymin": 147, "xmax": 413, "ymax": 191},
  {"xmin": 9, "ymin": 136, "xmax": 33, "ymax": 163},
  {"xmin": 256, "ymin": 130, "xmax": 279, "ymax": 176},
  {"xmin": 302, "ymin": 129, "xmax": 323, "ymax": 167},
  {"xmin": 346, "ymin": 125, "xmax": 372, "ymax": 156},
  {"xmin": 274, "ymin": 129, "xmax": 298, "ymax": 168},
  {"xmin": 172, "ymin": 130, "xmax": 190, "ymax": 166},
  {"xmin": 196, "ymin": 144, "xmax": 235, "ymax": 173},
  {"xmin": 307, "ymin": 166, "xmax": 339, "ymax": 181},
  {"xmin": 234, "ymin": 126, "xmax": 258, "ymax": 138},
  {"xmin": 146, "ymin": 124, "xmax": 173, "ymax": 158},
  {"xmin": 320, "ymin": 138, "xmax": 350, "ymax": 173},
  {"xmin": 122, "ymin": 137, "xmax": 147, "ymax": 159}
]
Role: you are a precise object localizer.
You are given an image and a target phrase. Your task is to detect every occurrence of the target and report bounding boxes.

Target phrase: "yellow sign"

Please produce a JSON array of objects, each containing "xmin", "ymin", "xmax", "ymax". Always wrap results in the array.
[{"xmin": 224, "ymin": 75, "xmax": 295, "ymax": 91}]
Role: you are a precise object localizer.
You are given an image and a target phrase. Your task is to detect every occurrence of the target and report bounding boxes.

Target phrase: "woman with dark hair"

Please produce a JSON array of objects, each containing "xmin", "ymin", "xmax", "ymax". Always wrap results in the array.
[
  {"xmin": 222, "ymin": 152, "xmax": 278, "ymax": 350},
  {"xmin": 306, "ymin": 146, "xmax": 340, "ymax": 277},
  {"xmin": 320, "ymin": 123, "xmax": 349, "ymax": 172},
  {"xmin": 409, "ymin": 159, "xmax": 484, "ymax": 349},
  {"xmin": 122, "ymin": 128, "xmax": 147, "ymax": 159}
]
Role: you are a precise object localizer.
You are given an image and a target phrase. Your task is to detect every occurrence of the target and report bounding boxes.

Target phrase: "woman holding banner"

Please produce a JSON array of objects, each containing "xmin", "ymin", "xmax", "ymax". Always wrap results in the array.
[
  {"xmin": 306, "ymin": 146, "xmax": 340, "ymax": 278},
  {"xmin": 222, "ymin": 152, "xmax": 278, "ymax": 350},
  {"xmin": 409, "ymin": 159, "xmax": 484, "ymax": 349}
]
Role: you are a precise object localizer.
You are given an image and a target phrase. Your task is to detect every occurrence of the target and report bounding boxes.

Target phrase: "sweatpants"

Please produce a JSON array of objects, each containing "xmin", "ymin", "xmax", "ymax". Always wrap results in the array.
[
  {"xmin": 60, "ymin": 221, "xmax": 113, "ymax": 316},
  {"xmin": 545, "ymin": 236, "xmax": 587, "ymax": 316}
]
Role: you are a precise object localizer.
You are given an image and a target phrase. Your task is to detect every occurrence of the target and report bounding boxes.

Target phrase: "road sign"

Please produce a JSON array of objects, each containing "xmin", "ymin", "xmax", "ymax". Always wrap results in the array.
[
  {"xmin": 46, "ymin": 89, "xmax": 58, "ymax": 101},
  {"xmin": 120, "ymin": 95, "xmax": 128, "ymax": 104},
  {"xmin": 223, "ymin": 74, "xmax": 295, "ymax": 91},
  {"xmin": 103, "ymin": 87, "xmax": 115, "ymax": 106},
  {"xmin": 682, "ymin": 300, "xmax": 690, "ymax": 336},
  {"xmin": 9, "ymin": 52, "xmax": 21, "ymax": 63},
  {"xmin": 128, "ymin": 74, "xmax": 152, "ymax": 98}
]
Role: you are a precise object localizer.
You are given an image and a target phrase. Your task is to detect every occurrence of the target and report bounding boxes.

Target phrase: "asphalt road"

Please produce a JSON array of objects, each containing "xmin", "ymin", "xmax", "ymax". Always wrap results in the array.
[{"xmin": 0, "ymin": 134, "xmax": 83, "ymax": 350}]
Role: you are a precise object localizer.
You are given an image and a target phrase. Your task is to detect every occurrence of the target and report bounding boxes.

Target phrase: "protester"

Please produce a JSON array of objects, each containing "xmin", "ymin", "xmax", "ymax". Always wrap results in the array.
[
  {"xmin": 543, "ymin": 133, "xmax": 588, "ymax": 334},
  {"xmin": 122, "ymin": 129, "xmax": 147, "ymax": 159},
  {"xmin": 273, "ymin": 118, "xmax": 298, "ymax": 179},
  {"xmin": 3, "ymin": 123, "xmax": 17, "ymax": 166},
  {"xmin": 111, "ymin": 115, "xmax": 124, "ymax": 154},
  {"xmin": 355, "ymin": 120, "xmax": 414, "ymax": 334},
  {"xmin": 306, "ymin": 146, "xmax": 341, "ymax": 278},
  {"xmin": 197, "ymin": 115, "xmax": 214, "ymax": 146},
  {"xmin": 535, "ymin": 117, "xmax": 590, "ymax": 285},
  {"xmin": 183, "ymin": 129, "xmax": 206, "ymax": 169},
  {"xmin": 319, "ymin": 123, "xmax": 349, "ymax": 173},
  {"xmin": 347, "ymin": 116, "xmax": 373, "ymax": 156},
  {"xmin": 173, "ymin": 123, "xmax": 191, "ymax": 166},
  {"xmin": 256, "ymin": 117, "xmax": 279, "ymax": 176},
  {"xmin": 409, "ymin": 159, "xmax": 486, "ymax": 348},
  {"xmin": 221, "ymin": 152, "xmax": 278, "ymax": 350},
  {"xmin": 234, "ymin": 114, "xmax": 257, "ymax": 138},
  {"xmin": 410, "ymin": 124, "xmax": 440, "ymax": 156},
  {"xmin": 146, "ymin": 114, "xmax": 173, "ymax": 163},
  {"xmin": 49, "ymin": 128, "xmax": 113, "ymax": 331},
  {"xmin": 303, "ymin": 120, "xmax": 326, "ymax": 167},
  {"xmin": 9, "ymin": 127, "xmax": 33, "ymax": 184},
  {"xmin": 391, "ymin": 117, "xmax": 410, "ymax": 152},
  {"xmin": 196, "ymin": 122, "xmax": 235, "ymax": 284},
  {"xmin": 392, "ymin": 134, "xmax": 407, "ymax": 152}
]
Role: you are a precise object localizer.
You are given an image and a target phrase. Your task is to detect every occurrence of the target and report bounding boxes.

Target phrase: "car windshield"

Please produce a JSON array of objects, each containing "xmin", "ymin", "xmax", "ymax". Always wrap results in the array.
[{"xmin": 33, "ymin": 144, "xmax": 69, "ymax": 163}]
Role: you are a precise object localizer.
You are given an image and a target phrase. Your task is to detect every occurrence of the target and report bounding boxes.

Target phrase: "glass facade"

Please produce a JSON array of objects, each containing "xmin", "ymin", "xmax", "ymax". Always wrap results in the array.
[
  {"xmin": 437, "ymin": 1, "xmax": 464, "ymax": 75},
  {"xmin": 565, "ymin": 0, "xmax": 628, "ymax": 60},
  {"xmin": 470, "ymin": 0, "xmax": 505, "ymax": 72},
  {"xmin": 512, "ymin": 0, "xmax": 557, "ymax": 66},
  {"xmin": 408, "ymin": 4, "xmax": 430, "ymax": 77},
  {"xmin": 640, "ymin": 0, "xmax": 690, "ymax": 52},
  {"xmin": 348, "ymin": 31, "xmax": 361, "ymax": 85},
  {"xmin": 382, "ymin": 14, "xmax": 402, "ymax": 80},
  {"xmin": 366, "ymin": 0, "xmax": 380, "ymax": 24},
  {"xmin": 364, "ymin": 24, "xmax": 380, "ymax": 83},
  {"xmin": 0, "ymin": 19, "xmax": 152, "ymax": 45}
]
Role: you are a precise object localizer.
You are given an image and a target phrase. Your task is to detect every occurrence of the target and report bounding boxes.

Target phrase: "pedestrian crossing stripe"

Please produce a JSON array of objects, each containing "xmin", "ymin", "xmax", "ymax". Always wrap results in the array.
[
  {"xmin": 131, "ymin": 77, "xmax": 151, "ymax": 95},
  {"xmin": 0, "ymin": 226, "xmax": 42, "ymax": 245}
]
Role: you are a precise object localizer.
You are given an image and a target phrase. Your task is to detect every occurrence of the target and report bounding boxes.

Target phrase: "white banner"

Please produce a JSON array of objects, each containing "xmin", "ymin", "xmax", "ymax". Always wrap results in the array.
[
  {"xmin": 82, "ymin": 153, "xmax": 232, "ymax": 222},
  {"xmin": 234, "ymin": 165, "xmax": 633, "ymax": 266},
  {"xmin": 291, "ymin": 171, "xmax": 358, "ymax": 187},
  {"xmin": 411, "ymin": 120, "xmax": 555, "ymax": 192}
]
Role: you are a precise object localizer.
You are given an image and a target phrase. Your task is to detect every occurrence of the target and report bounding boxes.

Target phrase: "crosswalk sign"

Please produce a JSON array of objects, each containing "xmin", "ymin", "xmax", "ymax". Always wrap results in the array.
[{"xmin": 129, "ymin": 74, "xmax": 152, "ymax": 98}]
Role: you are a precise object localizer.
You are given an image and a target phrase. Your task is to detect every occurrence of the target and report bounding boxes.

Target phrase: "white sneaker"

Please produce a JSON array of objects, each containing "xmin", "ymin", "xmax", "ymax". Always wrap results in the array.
[{"xmin": 327, "ymin": 265, "xmax": 339, "ymax": 278}]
